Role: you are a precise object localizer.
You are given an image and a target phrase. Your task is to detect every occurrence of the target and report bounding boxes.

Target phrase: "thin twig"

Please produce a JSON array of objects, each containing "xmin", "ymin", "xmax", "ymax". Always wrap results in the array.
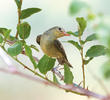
[
  {"xmin": 79, "ymin": 36, "xmax": 86, "ymax": 88},
  {"xmin": 15, "ymin": 0, "xmax": 22, "ymax": 38}
]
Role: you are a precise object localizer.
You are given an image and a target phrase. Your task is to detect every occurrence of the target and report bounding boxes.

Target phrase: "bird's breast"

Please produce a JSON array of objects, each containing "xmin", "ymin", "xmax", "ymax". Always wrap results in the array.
[{"xmin": 40, "ymin": 36, "xmax": 62, "ymax": 58}]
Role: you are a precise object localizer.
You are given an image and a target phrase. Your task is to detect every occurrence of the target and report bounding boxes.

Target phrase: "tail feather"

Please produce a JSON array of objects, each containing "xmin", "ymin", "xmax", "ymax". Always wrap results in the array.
[
  {"xmin": 65, "ymin": 60, "xmax": 73, "ymax": 68},
  {"xmin": 57, "ymin": 57, "xmax": 73, "ymax": 68}
]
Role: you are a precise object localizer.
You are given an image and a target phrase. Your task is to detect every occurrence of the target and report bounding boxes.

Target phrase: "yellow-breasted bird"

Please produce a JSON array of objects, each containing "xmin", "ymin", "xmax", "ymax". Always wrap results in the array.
[{"xmin": 36, "ymin": 26, "xmax": 72, "ymax": 67}]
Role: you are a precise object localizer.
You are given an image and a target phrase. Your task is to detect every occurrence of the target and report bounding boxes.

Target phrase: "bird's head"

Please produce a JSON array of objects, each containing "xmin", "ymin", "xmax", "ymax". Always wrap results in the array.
[
  {"xmin": 45, "ymin": 26, "xmax": 70, "ymax": 39},
  {"xmin": 53, "ymin": 26, "xmax": 70, "ymax": 38}
]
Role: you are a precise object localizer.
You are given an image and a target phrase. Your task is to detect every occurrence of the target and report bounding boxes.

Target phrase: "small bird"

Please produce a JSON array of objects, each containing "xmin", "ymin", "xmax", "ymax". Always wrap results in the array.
[{"xmin": 36, "ymin": 26, "xmax": 72, "ymax": 67}]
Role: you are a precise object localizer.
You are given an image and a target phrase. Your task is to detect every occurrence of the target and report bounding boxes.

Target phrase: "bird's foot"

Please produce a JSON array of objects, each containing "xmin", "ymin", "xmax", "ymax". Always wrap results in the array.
[
  {"xmin": 78, "ymin": 81, "xmax": 83, "ymax": 86},
  {"xmin": 53, "ymin": 64, "xmax": 61, "ymax": 70},
  {"xmin": 59, "ymin": 67, "xmax": 64, "ymax": 70}
]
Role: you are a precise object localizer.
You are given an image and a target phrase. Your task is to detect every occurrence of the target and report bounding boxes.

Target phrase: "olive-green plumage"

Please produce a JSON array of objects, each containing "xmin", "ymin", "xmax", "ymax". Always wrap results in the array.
[{"xmin": 36, "ymin": 26, "xmax": 72, "ymax": 67}]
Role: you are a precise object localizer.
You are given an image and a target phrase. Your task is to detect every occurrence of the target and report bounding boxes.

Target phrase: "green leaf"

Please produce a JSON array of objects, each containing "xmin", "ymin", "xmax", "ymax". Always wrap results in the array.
[
  {"xmin": 64, "ymin": 64, "xmax": 74, "ymax": 84},
  {"xmin": 20, "ymin": 8, "xmax": 41, "ymax": 19},
  {"xmin": 101, "ymin": 60, "xmax": 110, "ymax": 79},
  {"xmin": 67, "ymin": 31, "xmax": 79, "ymax": 37},
  {"xmin": 53, "ymin": 73, "xmax": 59, "ymax": 84},
  {"xmin": 76, "ymin": 17, "xmax": 87, "ymax": 36},
  {"xmin": 80, "ymin": 40, "xmax": 85, "ymax": 45},
  {"xmin": 17, "ymin": 22, "xmax": 31, "ymax": 39},
  {"xmin": 4, "ymin": 29, "xmax": 11, "ymax": 39},
  {"xmin": 30, "ymin": 45, "xmax": 39, "ymax": 52},
  {"xmin": 37, "ymin": 55, "xmax": 56, "ymax": 75},
  {"xmin": 67, "ymin": 40, "xmax": 81, "ymax": 50},
  {"xmin": 14, "ymin": 0, "xmax": 22, "ymax": 9},
  {"xmin": 0, "ymin": 28, "xmax": 14, "ymax": 41},
  {"xmin": 8, "ymin": 35, "xmax": 17, "ymax": 41},
  {"xmin": 69, "ymin": 1, "xmax": 88, "ymax": 15},
  {"xmin": 84, "ymin": 57, "xmax": 93, "ymax": 65},
  {"xmin": 0, "ymin": 28, "xmax": 8, "ymax": 35},
  {"xmin": 8, "ymin": 41, "xmax": 23, "ymax": 56},
  {"xmin": 85, "ymin": 34, "xmax": 97, "ymax": 42},
  {"xmin": 86, "ymin": 45, "xmax": 106, "ymax": 57},
  {"xmin": 25, "ymin": 45, "xmax": 37, "ymax": 69},
  {"xmin": 0, "ymin": 35, "xmax": 3, "ymax": 43}
]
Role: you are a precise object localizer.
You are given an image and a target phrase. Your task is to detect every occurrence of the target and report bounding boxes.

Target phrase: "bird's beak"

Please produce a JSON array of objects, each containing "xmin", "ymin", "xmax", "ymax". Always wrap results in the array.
[{"xmin": 62, "ymin": 32, "xmax": 70, "ymax": 36}]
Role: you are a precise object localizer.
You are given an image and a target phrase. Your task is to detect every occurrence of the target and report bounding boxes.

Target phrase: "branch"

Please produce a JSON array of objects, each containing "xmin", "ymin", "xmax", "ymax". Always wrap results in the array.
[
  {"xmin": 21, "ymin": 49, "xmax": 110, "ymax": 100},
  {"xmin": 0, "ymin": 46, "xmax": 110, "ymax": 100},
  {"xmin": 0, "ymin": 67, "xmax": 109, "ymax": 100}
]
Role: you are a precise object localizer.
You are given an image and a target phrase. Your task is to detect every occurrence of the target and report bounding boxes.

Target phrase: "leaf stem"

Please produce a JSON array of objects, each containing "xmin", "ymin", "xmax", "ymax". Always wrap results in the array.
[
  {"xmin": 15, "ymin": 0, "xmax": 22, "ymax": 38},
  {"xmin": 79, "ymin": 36, "xmax": 85, "ymax": 88}
]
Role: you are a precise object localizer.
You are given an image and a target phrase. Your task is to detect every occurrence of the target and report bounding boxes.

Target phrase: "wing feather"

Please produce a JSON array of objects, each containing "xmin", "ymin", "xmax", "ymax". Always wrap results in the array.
[{"xmin": 54, "ymin": 40, "xmax": 67, "ymax": 60}]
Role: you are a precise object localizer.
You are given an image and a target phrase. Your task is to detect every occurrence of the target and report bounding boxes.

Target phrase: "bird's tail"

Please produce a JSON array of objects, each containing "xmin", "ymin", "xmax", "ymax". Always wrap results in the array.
[
  {"xmin": 65, "ymin": 60, "xmax": 73, "ymax": 68},
  {"xmin": 57, "ymin": 57, "xmax": 73, "ymax": 68}
]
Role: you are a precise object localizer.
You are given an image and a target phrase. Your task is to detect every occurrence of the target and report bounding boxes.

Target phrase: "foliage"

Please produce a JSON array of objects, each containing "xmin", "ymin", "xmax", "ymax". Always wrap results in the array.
[
  {"xmin": 64, "ymin": 64, "xmax": 74, "ymax": 84},
  {"xmin": 20, "ymin": 8, "xmax": 41, "ymax": 19},
  {"xmin": 69, "ymin": 0, "xmax": 88, "ymax": 16},
  {"xmin": 37, "ymin": 55, "xmax": 56, "ymax": 74},
  {"xmin": 8, "ymin": 41, "xmax": 23, "ymax": 56},
  {"xmin": 0, "ymin": 0, "xmax": 110, "ymax": 99},
  {"xmin": 17, "ymin": 22, "xmax": 31, "ymax": 39}
]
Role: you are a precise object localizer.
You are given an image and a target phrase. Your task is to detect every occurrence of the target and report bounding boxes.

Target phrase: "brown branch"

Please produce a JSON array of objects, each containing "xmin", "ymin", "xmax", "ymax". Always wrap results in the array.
[{"xmin": 0, "ymin": 67, "xmax": 109, "ymax": 100}]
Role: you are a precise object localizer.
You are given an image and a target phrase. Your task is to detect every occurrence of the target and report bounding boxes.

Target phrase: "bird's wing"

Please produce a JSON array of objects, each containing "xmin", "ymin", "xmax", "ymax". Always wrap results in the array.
[
  {"xmin": 54, "ymin": 40, "xmax": 67, "ymax": 60},
  {"xmin": 36, "ymin": 35, "xmax": 42, "ymax": 45}
]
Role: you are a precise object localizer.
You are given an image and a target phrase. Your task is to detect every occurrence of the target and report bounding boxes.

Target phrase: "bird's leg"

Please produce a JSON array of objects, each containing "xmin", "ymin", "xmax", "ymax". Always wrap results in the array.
[
  {"xmin": 59, "ymin": 67, "xmax": 64, "ymax": 70},
  {"xmin": 78, "ymin": 81, "xmax": 83, "ymax": 86},
  {"xmin": 53, "ymin": 63, "xmax": 61, "ymax": 70},
  {"xmin": 54, "ymin": 64, "xmax": 64, "ymax": 70},
  {"xmin": 56, "ymin": 63, "xmax": 60, "ymax": 68},
  {"xmin": 52, "ymin": 65, "xmax": 64, "ymax": 80}
]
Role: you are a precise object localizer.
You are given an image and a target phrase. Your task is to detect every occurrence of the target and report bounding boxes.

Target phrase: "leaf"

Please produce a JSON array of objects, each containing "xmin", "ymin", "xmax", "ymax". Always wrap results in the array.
[
  {"xmin": 85, "ymin": 34, "xmax": 97, "ymax": 42},
  {"xmin": 53, "ymin": 73, "xmax": 59, "ymax": 84},
  {"xmin": 84, "ymin": 57, "xmax": 93, "ymax": 65},
  {"xmin": 80, "ymin": 40, "xmax": 85, "ymax": 45},
  {"xmin": 101, "ymin": 61, "xmax": 110, "ymax": 79},
  {"xmin": 4, "ymin": 29, "xmax": 11, "ymax": 40},
  {"xmin": 14, "ymin": 0, "xmax": 22, "ymax": 9},
  {"xmin": 67, "ymin": 40, "xmax": 81, "ymax": 50},
  {"xmin": 64, "ymin": 64, "xmax": 74, "ymax": 84},
  {"xmin": 0, "ymin": 34, "xmax": 3, "ymax": 43},
  {"xmin": 86, "ymin": 45, "xmax": 107, "ymax": 57},
  {"xmin": 30, "ymin": 45, "xmax": 39, "ymax": 52},
  {"xmin": 8, "ymin": 41, "xmax": 23, "ymax": 56},
  {"xmin": 0, "ymin": 28, "xmax": 8, "ymax": 35},
  {"xmin": 25, "ymin": 45, "xmax": 37, "ymax": 69},
  {"xmin": 0, "ymin": 28, "xmax": 15, "ymax": 41},
  {"xmin": 76, "ymin": 17, "xmax": 87, "ymax": 36},
  {"xmin": 8, "ymin": 35, "xmax": 17, "ymax": 41},
  {"xmin": 20, "ymin": 8, "xmax": 41, "ymax": 19},
  {"xmin": 69, "ymin": 1, "xmax": 88, "ymax": 15},
  {"xmin": 17, "ymin": 22, "xmax": 31, "ymax": 39},
  {"xmin": 37, "ymin": 55, "xmax": 56, "ymax": 75},
  {"xmin": 67, "ymin": 31, "xmax": 79, "ymax": 37}
]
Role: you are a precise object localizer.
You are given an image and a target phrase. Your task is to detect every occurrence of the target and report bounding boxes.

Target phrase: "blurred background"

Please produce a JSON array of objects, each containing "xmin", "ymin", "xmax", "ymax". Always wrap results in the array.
[{"xmin": 0, "ymin": 0, "xmax": 110, "ymax": 100}]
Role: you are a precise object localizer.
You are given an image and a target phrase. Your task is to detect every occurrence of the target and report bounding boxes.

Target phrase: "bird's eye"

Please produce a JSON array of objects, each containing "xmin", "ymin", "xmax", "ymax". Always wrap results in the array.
[{"xmin": 58, "ymin": 28, "xmax": 62, "ymax": 31}]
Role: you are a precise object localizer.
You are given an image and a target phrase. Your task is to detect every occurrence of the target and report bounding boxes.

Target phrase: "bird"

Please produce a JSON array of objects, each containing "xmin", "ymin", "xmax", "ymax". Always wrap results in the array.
[{"xmin": 36, "ymin": 26, "xmax": 73, "ymax": 67}]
